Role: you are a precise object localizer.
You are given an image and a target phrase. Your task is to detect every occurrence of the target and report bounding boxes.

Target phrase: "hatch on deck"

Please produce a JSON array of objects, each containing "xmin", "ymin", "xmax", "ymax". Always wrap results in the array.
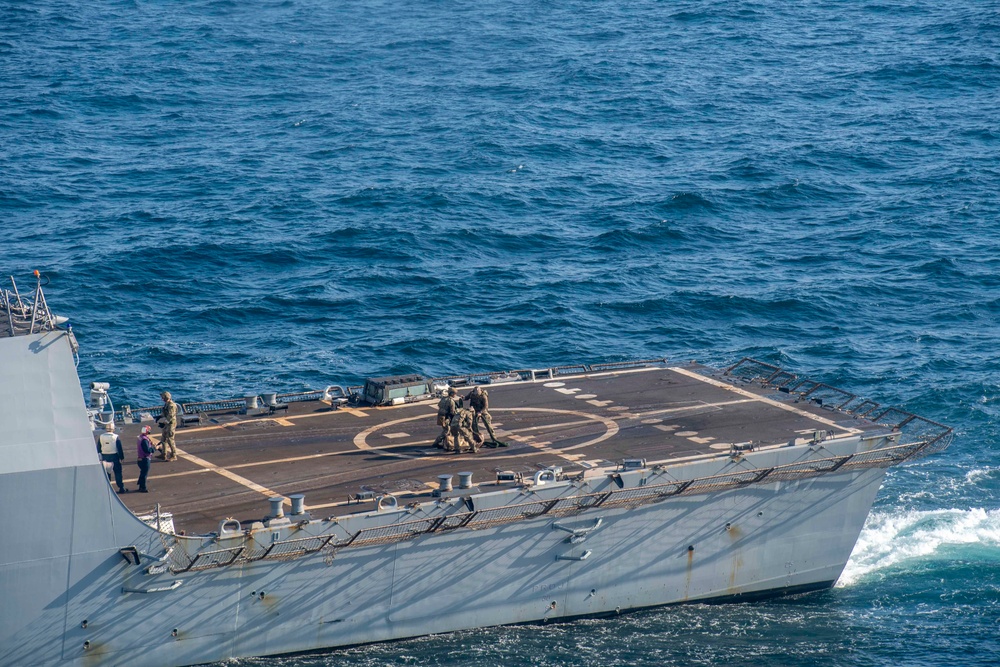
[{"xmin": 362, "ymin": 375, "xmax": 432, "ymax": 406}]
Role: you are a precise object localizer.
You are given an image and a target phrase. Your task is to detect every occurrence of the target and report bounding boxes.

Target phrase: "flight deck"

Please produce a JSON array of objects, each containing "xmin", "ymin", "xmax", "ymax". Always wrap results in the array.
[{"xmin": 114, "ymin": 360, "xmax": 896, "ymax": 534}]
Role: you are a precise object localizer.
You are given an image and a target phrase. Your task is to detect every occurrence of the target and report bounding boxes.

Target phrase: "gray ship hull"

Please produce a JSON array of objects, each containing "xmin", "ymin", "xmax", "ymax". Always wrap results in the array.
[{"xmin": 0, "ymin": 317, "xmax": 945, "ymax": 666}]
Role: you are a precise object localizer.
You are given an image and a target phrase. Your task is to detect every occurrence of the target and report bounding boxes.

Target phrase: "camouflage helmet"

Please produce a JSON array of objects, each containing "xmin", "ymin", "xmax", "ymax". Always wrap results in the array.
[{"xmin": 447, "ymin": 387, "xmax": 457, "ymax": 396}]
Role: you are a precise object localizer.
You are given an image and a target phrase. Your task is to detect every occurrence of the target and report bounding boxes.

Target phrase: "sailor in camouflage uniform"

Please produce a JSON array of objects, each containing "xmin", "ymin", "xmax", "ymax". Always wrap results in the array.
[
  {"xmin": 433, "ymin": 388, "xmax": 460, "ymax": 450},
  {"xmin": 465, "ymin": 386, "xmax": 505, "ymax": 447},
  {"xmin": 450, "ymin": 407, "xmax": 480, "ymax": 454},
  {"xmin": 157, "ymin": 391, "xmax": 178, "ymax": 461}
]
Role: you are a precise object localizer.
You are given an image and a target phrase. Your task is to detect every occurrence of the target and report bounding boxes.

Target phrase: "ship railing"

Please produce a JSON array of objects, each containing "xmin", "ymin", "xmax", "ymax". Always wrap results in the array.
[
  {"xmin": 162, "ymin": 431, "xmax": 948, "ymax": 573},
  {"xmin": 243, "ymin": 532, "xmax": 348, "ymax": 562},
  {"xmin": 1, "ymin": 274, "xmax": 59, "ymax": 338},
  {"xmin": 114, "ymin": 360, "xmax": 674, "ymax": 422},
  {"xmin": 548, "ymin": 358, "xmax": 670, "ymax": 377},
  {"xmin": 345, "ymin": 518, "xmax": 442, "ymax": 548},
  {"xmin": 724, "ymin": 357, "xmax": 952, "ymax": 458},
  {"xmin": 587, "ymin": 358, "xmax": 670, "ymax": 373},
  {"xmin": 276, "ymin": 388, "xmax": 341, "ymax": 403},
  {"xmin": 436, "ymin": 359, "xmax": 671, "ymax": 387},
  {"xmin": 119, "ymin": 388, "xmax": 344, "ymax": 421},
  {"xmin": 169, "ymin": 544, "xmax": 246, "ymax": 573},
  {"xmin": 119, "ymin": 401, "xmax": 241, "ymax": 421}
]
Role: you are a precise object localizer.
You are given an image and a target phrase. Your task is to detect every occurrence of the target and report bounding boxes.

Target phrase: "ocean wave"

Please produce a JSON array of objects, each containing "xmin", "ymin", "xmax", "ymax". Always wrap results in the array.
[
  {"xmin": 589, "ymin": 223, "xmax": 687, "ymax": 250},
  {"xmin": 837, "ymin": 507, "xmax": 1000, "ymax": 587},
  {"xmin": 662, "ymin": 191, "xmax": 715, "ymax": 211}
]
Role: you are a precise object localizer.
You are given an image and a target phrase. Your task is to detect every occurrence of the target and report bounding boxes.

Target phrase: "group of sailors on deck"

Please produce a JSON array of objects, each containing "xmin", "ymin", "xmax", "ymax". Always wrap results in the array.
[{"xmin": 434, "ymin": 386, "xmax": 507, "ymax": 453}]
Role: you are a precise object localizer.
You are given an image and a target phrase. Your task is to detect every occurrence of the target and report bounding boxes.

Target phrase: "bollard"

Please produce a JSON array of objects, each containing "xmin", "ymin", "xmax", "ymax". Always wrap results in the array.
[
  {"xmin": 438, "ymin": 474, "xmax": 453, "ymax": 493},
  {"xmin": 457, "ymin": 471, "xmax": 473, "ymax": 489},
  {"xmin": 268, "ymin": 497, "xmax": 284, "ymax": 519},
  {"xmin": 289, "ymin": 494, "xmax": 305, "ymax": 515}
]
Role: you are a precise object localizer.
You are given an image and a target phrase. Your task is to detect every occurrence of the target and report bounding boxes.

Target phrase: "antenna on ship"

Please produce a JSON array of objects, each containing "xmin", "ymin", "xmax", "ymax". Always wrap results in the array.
[{"xmin": 28, "ymin": 270, "xmax": 43, "ymax": 334}]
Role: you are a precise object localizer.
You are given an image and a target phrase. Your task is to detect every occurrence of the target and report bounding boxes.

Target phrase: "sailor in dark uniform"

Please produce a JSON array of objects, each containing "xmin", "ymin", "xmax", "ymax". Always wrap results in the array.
[{"xmin": 97, "ymin": 422, "xmax": 127, "ymax": 494}]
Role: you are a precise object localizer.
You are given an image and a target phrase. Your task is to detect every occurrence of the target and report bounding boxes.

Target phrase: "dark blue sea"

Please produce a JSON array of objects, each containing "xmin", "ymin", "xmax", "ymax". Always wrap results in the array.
[{"xmin": 3, "ymin": 0, "xmax": 999, "ymax": 664}]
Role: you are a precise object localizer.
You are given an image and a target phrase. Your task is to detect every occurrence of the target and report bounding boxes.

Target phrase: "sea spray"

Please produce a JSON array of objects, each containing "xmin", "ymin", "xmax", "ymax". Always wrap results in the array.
[{"xmin": 838, "ymin": 507, "xmax": 1000, "ymax": 587}]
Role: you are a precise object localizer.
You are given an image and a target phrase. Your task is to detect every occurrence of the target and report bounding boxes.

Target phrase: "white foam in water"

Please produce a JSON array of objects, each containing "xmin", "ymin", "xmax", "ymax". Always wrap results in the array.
[
  {"xmin": 836, "ymin": 507, "xmax": 1000, "ymax": 587},
  {"xmin": 964, "ymin": 467, "xmax": 994, "ymax": 484}
]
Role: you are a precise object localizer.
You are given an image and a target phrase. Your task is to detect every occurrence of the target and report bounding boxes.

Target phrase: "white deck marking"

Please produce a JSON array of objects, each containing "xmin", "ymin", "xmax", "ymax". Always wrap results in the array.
[
  {"xmin": 353, "ymin": 408, "xmax": 620, "ymax": 461},
  {"xmin": 383, "ymin": 432, "xmax": 411, "ymax": 439},
  {"xmin": 543, "ymin": 382, "xmax": 566, "ymax": 388},
  {"xmin": 555, "ymin": 387, "xmax": 581, "ymax": 395},
  {"xmin": 575, "ymin": 394, "xmax": 598, "ymax": 399},
  {"xmin": 586, "ymin": 399, "xmax": 614, "ymax": 407},
  {"xmin": 654, "ymin": 424, "xmax": 679, "ymax": 432},
  {"xmin": 688, "ymin": 436, "xmax": 715, "ymax": 444},
  {"xmin": 668, "ymin": 366, "xmax": 862, "ymax": 434},
  {"xmin": 676, "ymin": 431, "xmax": 698, "ymax": 437}
]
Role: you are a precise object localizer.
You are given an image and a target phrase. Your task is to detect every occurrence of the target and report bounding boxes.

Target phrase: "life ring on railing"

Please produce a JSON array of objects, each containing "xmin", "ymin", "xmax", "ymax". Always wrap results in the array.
[
  {"xmin": 219, "ymin": 518, "xmax": 241, "ymax": 535},
  {"xmin": 377, "ymin": 495, "xmax": 398, "ymax": 511}
]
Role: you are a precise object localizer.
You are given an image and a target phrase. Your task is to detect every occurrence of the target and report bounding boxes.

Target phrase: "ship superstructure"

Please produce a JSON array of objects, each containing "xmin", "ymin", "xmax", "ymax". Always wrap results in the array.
[{"xmin": 0, "ymin": 276, "xmax": 951, "ymax": 667}]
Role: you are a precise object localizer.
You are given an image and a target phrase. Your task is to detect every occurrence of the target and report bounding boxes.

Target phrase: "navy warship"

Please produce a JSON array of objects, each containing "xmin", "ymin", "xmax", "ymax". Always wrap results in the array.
[{"xmin": 0, "ymin": 275, "xmax": 952, "ymax": 667}]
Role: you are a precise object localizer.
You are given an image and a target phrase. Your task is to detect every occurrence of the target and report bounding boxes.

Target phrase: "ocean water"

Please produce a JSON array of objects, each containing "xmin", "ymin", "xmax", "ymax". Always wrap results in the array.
[{"xmin": 3, "ymin": 0, "xmax": 999, "ymax": 664}]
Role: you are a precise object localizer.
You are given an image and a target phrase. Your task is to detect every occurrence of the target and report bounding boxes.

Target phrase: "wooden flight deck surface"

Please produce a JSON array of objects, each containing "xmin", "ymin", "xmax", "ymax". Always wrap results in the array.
[{"xmin": 115, "ymin": 363, "xmax": 886, "ymax": 534}]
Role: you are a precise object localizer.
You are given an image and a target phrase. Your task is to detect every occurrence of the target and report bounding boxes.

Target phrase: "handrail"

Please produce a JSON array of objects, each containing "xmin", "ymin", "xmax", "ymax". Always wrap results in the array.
[
  {"xmin": 165, "ymin": 432, "xmax": 949, "ymax": 574},
  {"xmin": 724, "ymin": 357, "xmax": 952, "ymax": 454},
  {"xmin": 0, "ymin": 274, "xmax": 60, "ymax": 338}
]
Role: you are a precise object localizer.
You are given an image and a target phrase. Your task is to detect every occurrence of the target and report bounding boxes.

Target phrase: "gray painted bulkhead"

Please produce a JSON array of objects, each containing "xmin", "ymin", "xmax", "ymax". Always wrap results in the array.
[{"xmin": 0, "ymin": 330, "xmax": 885, "ymax": 667}]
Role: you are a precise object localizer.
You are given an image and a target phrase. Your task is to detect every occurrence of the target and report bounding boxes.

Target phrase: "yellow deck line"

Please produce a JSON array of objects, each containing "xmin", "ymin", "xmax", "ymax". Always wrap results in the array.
[{"xmin": 668, "ymin": 367, "xmax": 862, "ymax": 434}]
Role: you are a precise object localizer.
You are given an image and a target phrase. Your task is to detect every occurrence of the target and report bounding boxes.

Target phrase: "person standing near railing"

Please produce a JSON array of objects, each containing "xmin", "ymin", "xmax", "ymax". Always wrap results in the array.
[
  {"xmin": 136, "ymin": 425, "xmax": 155, "ymax": 492},
  {"xmin": 97, "ymin": 422, "xmax": 127, "ymax": 493},
  {"xmin": 157, "ymin": 391, "xmax": 178, "ymax": 461}
]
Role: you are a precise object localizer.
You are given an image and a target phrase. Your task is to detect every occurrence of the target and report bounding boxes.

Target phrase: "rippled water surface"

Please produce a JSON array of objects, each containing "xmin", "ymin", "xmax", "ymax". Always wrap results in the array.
[{"xmin": 3, "ymin": 0, "xmax": 999, "ymax": 665}]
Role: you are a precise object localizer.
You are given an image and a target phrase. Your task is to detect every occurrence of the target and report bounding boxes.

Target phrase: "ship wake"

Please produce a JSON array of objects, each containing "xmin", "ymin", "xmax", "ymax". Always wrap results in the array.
[{"xmin": 837, "ymin": 507, "xmax": 1000, "ymax": 587}]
